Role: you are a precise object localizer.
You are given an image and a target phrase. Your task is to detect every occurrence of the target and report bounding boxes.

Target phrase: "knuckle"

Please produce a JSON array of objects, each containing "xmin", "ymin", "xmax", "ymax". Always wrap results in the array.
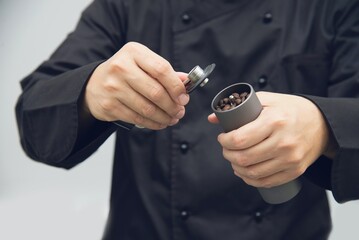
[
  {"xmin": 235, "ymin": 153, "xmax": 250, "ymax": 167},
  {"xmin": 279, "ymin": 139, "xmax": 303, "ymax": 165},
  {"xmin": 172, "ymin": 107, "xmax": 184, "ymax": 118},
  {"xmin": 231, "ymin": 134, "xmax": 247, "ymax": 148},
  {"xmin": 298, "ymin": 165, "xmax": 307, "ymax": 176},
  {"xmin": 108, "ymin": 58, "xmax": 119, "ymax": 70},
  {"xmin": 290, "ymin": 150, "xmax": 304, "ymax": 165},
  {"xmin": 149, "ymin": 86, "xmax": 165, "ymax": 102},
  {"xmin": 293, "ymin": 167, "xmax": 305, "ymax": 177},
  {"xmin": 100, "ymin": 99, "xmax": 114, "ymax": 112},
  {"xmin": 242, "ymin": 177, "xmax": 259, "ymax": 187},
  {"xmin": 247, "ymin": 169, "xmax": 259, "ymax": 179},
  {"xmin": 290, "ymin": 161, "xmax": 306, "ymax": 177},
  {"xmin": 159, "ymin": 125, "xmax": 167, "ymax": 130},
  {"xmin": 278, "ymin": 137, "xmax": 296, "ymax": 151},
  {"xmin": 222, "ymin": 148, "xmax": 229, "ymax": 160},
  {"xmin": 233, "ymin": 171, "xmax": 241, "ymax": 178},
  {"xmin": 102, "ymin": 78, "xmax": 118, "ymax": 93},
  {"xmin": 124, "ymin": 41, "xmax": 139, "ymax": 51},
  {"xmin": 222, "ymin": 149, "xmax": 232, "ymax": 162},
  {"xmin": 153, "ymin": 122, "xmax": 167, "ymax": 130},
  {"xmin": 152, "ymin": 60, "xmax": 171, "ymax": 78},
  {"xmin": 270, "ymin": 114, "xmax": 288, "ymax": 128},
  {"xmin": 141, "ymin": 103, "xmax": 157, "ymax": 118},
  {"xmin": 133, "ymin": 114, "xmax": 145, "ymax": 126},
  {"xmin": 171, "ymin": 80, "xmax": 185, "ymax": 93},
  {"xmin": 108, "ymin": 59, "xmax": 129, "ymax": 77},
  {"xmin": 260, "ymin": 180, "xmax": 273, "ymax": 189}
]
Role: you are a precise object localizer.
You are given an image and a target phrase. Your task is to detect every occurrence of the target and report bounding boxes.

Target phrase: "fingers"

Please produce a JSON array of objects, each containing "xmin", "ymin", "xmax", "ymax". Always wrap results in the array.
[
  {"xmin": 119, "ymin": 86, "xmax": 183, "ymax": 127},
  {"xmin": 227, "ymin": 136, "xmax": 302, "ymax": 188},
  {"xmin": 85, "ymin": 42, "xmax": 193, "ymax": 129},
  {"xmin": 222, "ymin": 136, "xmax": 277, "ymax": 167},
  {"xmin": 176, "ymin": 72, "xmax": 189, "ymax": 82},
  {"xmin": 105, "ymin": 99, "xmax": 169, "ymax": 130},
  {"xmin": 214, "ymin": 92, "xmax": 319, "ymax": 188},
  {"xmin": 256, "ymin": 91, "xmax": 275, "ymax": 106},
  {"xmin": 232, "ymin": 160, "xmax": 279, "ymax": 181},
  {"xmin": 130, "ymin": 42, "xmax": 190, "ymax": 105},
  {"xmin": 235, "ymin": 170, "xmax": 298, "ymax": 188},
  {"xmin": 122, "ymin": 65, "xmax": 186, "ymax": 121},
  {"xmin": 207, "ymin": 113, "xmax": 219, "ymax": 124},
  {"xmin": 217, "ymin": 108, "xmax": 273, "ymax": 150}
]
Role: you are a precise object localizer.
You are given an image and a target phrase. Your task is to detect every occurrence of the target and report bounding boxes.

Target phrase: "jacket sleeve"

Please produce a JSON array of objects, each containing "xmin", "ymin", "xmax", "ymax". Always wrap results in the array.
[
  {"xmin": 15, "ymin": 0, "xmax": 125, "ymax": 169},
  {"xmin": 303, "ymin": 0, "xmax": 359, "ymax": 203}
]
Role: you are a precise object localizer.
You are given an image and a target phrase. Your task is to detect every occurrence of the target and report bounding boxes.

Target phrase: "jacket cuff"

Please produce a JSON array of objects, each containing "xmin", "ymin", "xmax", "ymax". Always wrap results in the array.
[
  {"xmin": 18, "ymin": 61, "xmax": 103, "ymax": 165},
  {"xmin": 302, "ymin": 95, "xmax": 359, "ymax": 202}
]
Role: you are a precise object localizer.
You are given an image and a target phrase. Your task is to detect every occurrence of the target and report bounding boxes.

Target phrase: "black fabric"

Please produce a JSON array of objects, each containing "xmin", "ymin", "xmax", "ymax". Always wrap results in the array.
[{"xmin": 15, "ymin": 0, "xmax": 359, "ymax": 239}]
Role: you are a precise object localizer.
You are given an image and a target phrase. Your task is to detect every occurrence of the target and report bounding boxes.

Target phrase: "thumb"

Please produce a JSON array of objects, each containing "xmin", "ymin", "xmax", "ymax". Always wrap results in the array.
[
  {"xmin": 256, "ymin": 91, "xmax": 275, "ymax": 107},
  {"xmin": 176, "ymin": 71, "xmax": 189, "ymax": 82},
  {"xmin": 208, "ymin": 113, "xmax": 220, "ymax": 124}
]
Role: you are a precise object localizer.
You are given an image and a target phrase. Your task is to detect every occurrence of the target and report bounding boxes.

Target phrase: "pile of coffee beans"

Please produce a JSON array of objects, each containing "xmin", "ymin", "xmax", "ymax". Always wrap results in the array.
[{"xmin": 215, "ymin": 91, "xmax": 249, "ymax": 111}]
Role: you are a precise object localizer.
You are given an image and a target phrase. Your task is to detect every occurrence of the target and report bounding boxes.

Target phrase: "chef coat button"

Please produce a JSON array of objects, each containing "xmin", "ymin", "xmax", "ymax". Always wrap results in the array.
[
  {"xmin": 180, "ymin": 210, "xmax": 190, "ymax": 220},
  {"xmin": 181, "ymin": 13, "xmax": 192, "ymax": 24},
  {"xmin": 180, "ymin": 142, "xmax": 189, "ymax": 154},
  {"xmin": 258, "ymin": 75, "xmax": 268, "ymax": 88},
  {"xmin": 263, "ymin": 12, "xmax": 273, "ymax": 24},
  {"xmin": 254, "ymin": 211, "xmax": 263, "ymax": 223}
]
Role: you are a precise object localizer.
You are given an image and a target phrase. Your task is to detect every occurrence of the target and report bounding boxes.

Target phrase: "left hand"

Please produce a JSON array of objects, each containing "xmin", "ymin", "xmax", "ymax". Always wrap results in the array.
[{"xmin": 208, "ymin": 92, "xmax": 330, "ymax": 188}]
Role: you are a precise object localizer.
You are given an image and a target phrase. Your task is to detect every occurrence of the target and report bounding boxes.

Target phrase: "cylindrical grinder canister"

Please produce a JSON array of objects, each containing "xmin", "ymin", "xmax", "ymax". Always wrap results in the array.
[{"xmin": 211, "ymin": 83, "xmax": 301, "ymax": 204}]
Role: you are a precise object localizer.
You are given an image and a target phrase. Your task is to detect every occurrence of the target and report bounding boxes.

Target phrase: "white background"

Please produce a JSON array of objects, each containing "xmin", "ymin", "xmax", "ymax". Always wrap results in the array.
[{"xmin": 0, "ymin": 0, "xmax": 358, "ymax": 239}]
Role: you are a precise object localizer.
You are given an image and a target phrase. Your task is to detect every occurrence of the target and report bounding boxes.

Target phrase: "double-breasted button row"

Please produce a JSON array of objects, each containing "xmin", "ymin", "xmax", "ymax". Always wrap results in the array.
[
  {"xmin": 180, "ymin": 209, "xmax": 263, "ymax": 222},
  {"xmin": 181, "ymin": 12, "xmax": 272, "ymax": 25},
  {"xmin": 181, "ymin": 12, "xmax": 272, "ymax": 24}
]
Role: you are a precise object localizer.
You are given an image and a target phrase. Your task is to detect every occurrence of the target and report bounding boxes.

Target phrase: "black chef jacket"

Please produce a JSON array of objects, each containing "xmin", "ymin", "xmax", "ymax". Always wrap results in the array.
[{"xmin": 15, "ymin": 0, "xmax": 359, "ymax": 239}]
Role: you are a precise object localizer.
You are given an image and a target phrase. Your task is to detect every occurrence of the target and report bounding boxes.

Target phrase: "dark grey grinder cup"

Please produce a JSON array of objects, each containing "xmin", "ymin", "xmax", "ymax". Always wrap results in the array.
[{"xmin": 211, "ymin": 83, "xmax": 301, "ymax": 204}]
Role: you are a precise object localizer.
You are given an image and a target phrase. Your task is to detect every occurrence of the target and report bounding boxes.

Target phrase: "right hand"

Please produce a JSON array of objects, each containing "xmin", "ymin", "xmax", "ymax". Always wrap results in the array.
[{"xmin": 84, "ymin": 42, "xmax": 190, "ymax": 130}]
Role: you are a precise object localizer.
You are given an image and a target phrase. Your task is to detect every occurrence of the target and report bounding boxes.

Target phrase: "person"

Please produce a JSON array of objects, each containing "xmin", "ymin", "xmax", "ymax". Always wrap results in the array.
[{"xmin": 15, "ymin": 0, "xmax": 359, "ymax": 239}]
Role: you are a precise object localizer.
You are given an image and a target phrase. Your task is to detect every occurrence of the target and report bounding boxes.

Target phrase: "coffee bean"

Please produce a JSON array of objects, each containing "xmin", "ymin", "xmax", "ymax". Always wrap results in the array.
[
  {"xmin": 235, "ymin": 98, "xmax": 242, "ymax": 105},
  {"xmin": 240, "ymin": 92, "xmax": 248, "ymax": 98},
  {"xmin": 223, "ymin": 104, "xmax": 231, "ymax": 110},
  {"xmin": 232, "ymin": 93, "xmax": 240, "ymax": 98},
  {"xmin": 215, "ymin": 91, "xmax": 249, "ymax": 111}
]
